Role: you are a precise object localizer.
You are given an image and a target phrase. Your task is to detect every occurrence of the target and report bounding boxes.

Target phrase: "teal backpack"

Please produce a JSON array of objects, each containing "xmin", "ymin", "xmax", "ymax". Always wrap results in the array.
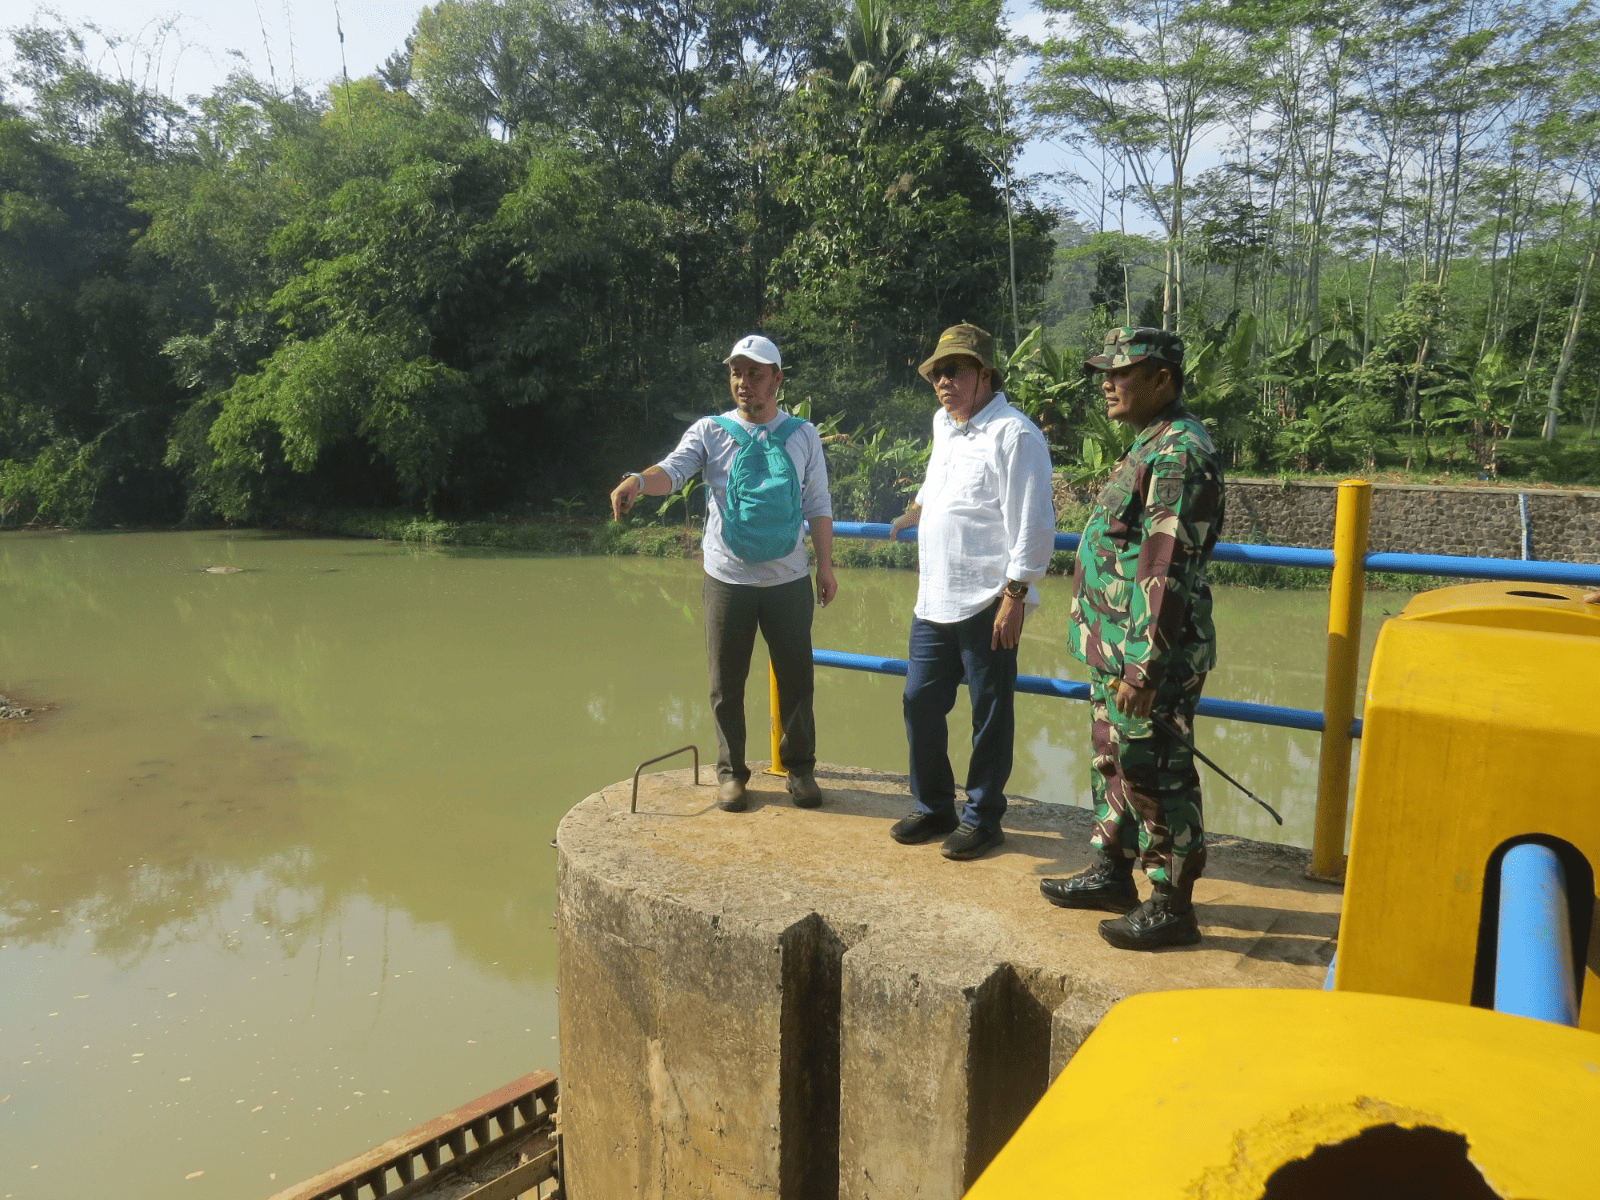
[{"xmin": 711, "ymin": 414, "xmax": 806, "ymax": 563}]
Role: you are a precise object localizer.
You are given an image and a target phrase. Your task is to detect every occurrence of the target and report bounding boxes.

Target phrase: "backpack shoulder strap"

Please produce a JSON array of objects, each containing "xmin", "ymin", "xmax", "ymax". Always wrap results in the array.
[
  {"xmin": 711, "ymin": 415, "xmax": 752, "ymax": 446},
  {"xmin": 768, "ymin": 416, "xmax": 805, "ymax": 446}
]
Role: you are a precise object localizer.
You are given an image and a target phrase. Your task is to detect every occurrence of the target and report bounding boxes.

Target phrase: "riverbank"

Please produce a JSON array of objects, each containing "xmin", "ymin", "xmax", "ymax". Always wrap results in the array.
[{"xmin": 303, "ymin": 507, "xmax": 1443, "ymax": 590}]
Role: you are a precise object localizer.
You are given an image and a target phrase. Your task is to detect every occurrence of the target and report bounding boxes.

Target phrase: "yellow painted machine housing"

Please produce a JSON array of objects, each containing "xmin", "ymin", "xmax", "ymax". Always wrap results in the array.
[
  {"xmin": 963, "ymin": 989, "xmax": 1600, "ymax": 1200},
  {"xmin": 1335, "ymin": 581, "xmax": 1600, "ymax": 1030}
]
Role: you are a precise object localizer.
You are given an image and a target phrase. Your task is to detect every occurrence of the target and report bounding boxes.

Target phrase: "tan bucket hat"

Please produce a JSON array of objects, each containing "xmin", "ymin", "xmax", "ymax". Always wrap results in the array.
[{"xmin": 918, "ymin": 323, "xmax": 1003, "ymax": 386}]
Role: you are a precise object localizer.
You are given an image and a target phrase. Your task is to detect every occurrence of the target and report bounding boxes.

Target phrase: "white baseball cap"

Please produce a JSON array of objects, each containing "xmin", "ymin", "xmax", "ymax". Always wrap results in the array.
[{"xmin": 723, "ymin": 334, "xmax": 782, "ymax": 368}]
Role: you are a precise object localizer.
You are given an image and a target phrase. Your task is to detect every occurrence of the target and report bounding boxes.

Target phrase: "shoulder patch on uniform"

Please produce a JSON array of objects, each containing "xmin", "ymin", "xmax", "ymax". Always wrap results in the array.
[{"xmin": 1153, "ymin": 467, "xmax": 1183, "ymax": 508}]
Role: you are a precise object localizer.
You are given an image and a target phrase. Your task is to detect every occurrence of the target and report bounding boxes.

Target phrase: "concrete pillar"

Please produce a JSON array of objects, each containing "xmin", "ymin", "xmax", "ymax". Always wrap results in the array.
[
  {"xmin": 558, "ymin": 865, "xmax": 843, "ymax": 1199},
  {"xmin": 555, "ymin": 770, "xmax": 1339, "ymax": 1199},
  {"xmin": 837, "ymin": 937, "xmax": 1055, "ymax": 1199}
]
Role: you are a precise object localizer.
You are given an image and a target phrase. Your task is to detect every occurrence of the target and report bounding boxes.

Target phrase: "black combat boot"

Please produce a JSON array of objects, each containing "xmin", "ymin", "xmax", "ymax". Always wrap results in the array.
[
  {"xmin": 1039, "ymin": 853, "xmax": 1139, "ymax": 913},
  {"xmin": 1097, "ymin": 883, "xmax": 1201, "ymax": 950}
]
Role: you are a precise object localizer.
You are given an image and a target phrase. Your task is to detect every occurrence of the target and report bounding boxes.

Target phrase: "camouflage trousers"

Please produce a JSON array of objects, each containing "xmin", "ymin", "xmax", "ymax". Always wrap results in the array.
[{"xmin": 1087, "ymin": 669, "xmax": 1208, "ymax": 890}]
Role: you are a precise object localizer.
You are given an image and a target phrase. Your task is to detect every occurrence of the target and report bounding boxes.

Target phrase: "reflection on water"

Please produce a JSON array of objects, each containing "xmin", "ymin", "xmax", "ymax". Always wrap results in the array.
[{"xmin": 0, "ymin": 531, "xmax": 1399, "ymax": 1199}]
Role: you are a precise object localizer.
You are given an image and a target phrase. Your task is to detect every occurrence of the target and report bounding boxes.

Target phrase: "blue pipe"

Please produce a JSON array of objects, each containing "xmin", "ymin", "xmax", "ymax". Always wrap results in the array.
[
  {"xmin": 1361, "ymin": 551, "xmax": 1600, "ymax": 586},
  {"xmin": 1494, "ymin": 843, "xmax": 1579, "ymax": 1026},
  {"xmin": 811, "ymin": 649, "xmax": 1355, "ymax": 736},
  {"xmin": 825, "ymin": 522, "xmax": 1600, "ymax": 587}
]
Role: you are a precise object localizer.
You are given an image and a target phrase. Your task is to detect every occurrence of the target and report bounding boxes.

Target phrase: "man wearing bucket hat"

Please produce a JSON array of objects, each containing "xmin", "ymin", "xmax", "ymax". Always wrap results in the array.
[
  {"xmin": 1039, "ymin": 326, "xmax": 1225, "ymax": 950},
  {"xmin": 885, "ymin": 323, "xmax": 1056, "ymax": 861},
  {"xmin": 610, "ymin": 334, "xmax": 837, "ymax": 813}
]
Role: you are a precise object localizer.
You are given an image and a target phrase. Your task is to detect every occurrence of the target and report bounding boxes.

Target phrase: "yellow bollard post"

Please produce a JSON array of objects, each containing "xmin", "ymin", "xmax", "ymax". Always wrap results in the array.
[
  {"xmin": 1309, "ymin": 478, "xmax": 1371, "ymax": 881},
  {"xmin": 765, "ymin": 662, "xmax": 787, "ymax": 776}
]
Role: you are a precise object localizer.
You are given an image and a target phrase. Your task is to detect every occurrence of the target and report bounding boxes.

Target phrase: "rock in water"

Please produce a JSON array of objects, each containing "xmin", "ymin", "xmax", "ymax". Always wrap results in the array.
[{"xmin": 202, "ymin": 565, "xmax": 243, "ymax": 574}]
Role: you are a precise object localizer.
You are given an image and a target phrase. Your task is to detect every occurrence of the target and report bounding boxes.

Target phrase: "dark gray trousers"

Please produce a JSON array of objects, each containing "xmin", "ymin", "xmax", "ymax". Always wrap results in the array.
[{"xmin": 703, "ymin": 573, "xmax": 816, "ymax": 783}]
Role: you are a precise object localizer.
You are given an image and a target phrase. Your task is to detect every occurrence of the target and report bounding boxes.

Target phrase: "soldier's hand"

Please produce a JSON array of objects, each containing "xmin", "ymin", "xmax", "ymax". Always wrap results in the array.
[
  {"xmin": 992, "ymin": 595, "xmax": 1025, "ymax": 650},
  {"xmin": 1114, "ymin": 679, "xmax": 1157, "ymax": 719}
]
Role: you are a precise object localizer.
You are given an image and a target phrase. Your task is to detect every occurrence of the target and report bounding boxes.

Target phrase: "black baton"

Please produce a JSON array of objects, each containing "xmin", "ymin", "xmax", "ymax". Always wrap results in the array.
[{"xmin": 1151, "ymin": 714, "xmax": 1284, "ymax": 826}]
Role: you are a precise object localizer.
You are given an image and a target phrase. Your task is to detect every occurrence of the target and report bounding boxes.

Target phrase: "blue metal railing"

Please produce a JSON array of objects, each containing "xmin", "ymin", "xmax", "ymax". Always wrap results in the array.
[
  {"xmin": 813, "ymin": 649, "xmax": 1336, "ymax": 734},
  {"xmin": 830, "ymin": 521, "xmax": 1600, "ymax": 589},
  {"xmin": 819, "ymin": 521, "xmax": 1600, "ymax": 743},
  {"xmin": 1494, "ymin": 843, "xmax": 1579, "ymax": 1026}
]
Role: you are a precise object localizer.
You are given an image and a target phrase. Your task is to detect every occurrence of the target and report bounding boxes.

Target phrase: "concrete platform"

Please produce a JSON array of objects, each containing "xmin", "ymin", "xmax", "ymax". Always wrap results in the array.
[{"xmin": 556, "ymin": 764, "xmax": 1341, "ymax": 1200}]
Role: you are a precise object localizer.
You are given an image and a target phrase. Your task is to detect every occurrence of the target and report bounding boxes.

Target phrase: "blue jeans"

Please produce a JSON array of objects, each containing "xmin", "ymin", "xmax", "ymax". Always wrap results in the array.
[{"xmin": 902, "ymin": 600, "xmax": 1016, "ymax": 832}]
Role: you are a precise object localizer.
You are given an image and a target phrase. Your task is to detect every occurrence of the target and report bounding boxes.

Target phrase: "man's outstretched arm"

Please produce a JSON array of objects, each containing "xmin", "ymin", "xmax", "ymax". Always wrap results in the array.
[{"xmin": 610, "ymin": 465, "xmax": 674, "ymax": 520}]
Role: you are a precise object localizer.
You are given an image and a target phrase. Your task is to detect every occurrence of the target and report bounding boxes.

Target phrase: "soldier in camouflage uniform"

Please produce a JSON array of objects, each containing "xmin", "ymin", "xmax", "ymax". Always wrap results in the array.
[{"xmin": 1039, "ymin": 327, "xmax": 1225, "ymax": 950}]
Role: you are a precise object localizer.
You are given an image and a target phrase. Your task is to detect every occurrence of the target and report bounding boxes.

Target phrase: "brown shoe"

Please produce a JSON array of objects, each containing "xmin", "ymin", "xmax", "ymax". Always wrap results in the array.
[
  {"xmin": 717, "ymin": 778, "xmax": 747, "ymax": 812},
  {"xmin": 786, "ymin": 771, "xmax": 822, "ymax": 809}
]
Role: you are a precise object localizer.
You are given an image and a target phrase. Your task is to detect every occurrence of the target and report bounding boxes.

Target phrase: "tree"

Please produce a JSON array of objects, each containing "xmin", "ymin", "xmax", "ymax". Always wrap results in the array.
[
  {"xmin": 1531, "ymin": 11, "xmax": 1600, "ymax": 439},
  {"xmin": 1032, "ymin": 0, "xmax": 1250, "ymax": 333},
  {"xmin": 766, "ymin": 0, "xmax": 1052, "ymax": 419},
  {"xmin": 0, "ymin": 20, "xmax": 194, "ymax": 524},
  {"xmin": 409, "ymin": 0, "xmax": 585, "ymax": 140}
]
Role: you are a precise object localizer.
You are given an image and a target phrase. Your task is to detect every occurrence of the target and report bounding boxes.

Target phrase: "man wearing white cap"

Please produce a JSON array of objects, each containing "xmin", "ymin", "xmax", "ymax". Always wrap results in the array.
[{"xmin": 610, "ymin": 335, "xmax": 837, "ymax": 812}]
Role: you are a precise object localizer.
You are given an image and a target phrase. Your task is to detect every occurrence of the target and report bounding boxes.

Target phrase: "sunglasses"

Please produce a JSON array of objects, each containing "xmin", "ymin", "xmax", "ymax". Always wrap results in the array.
[{"xmin": 928, "ymin": 362, "xmax": 971, "ymax": 381}]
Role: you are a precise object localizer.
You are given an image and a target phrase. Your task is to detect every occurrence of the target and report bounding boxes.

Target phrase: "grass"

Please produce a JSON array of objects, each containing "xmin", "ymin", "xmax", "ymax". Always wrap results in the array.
[
  {"xmin": 305, "ymin": 492, "xmax": 1448, "ymax": 593},
  {"xmin": 310, "ymin": 508, "xmax": 703, "ymax": 557}
]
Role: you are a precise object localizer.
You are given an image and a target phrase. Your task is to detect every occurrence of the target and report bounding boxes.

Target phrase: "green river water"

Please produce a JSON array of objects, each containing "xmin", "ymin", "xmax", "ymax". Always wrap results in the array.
[{"xmin": 0, "ymin": 531, "xmax": 1402, "ymax": 1199}]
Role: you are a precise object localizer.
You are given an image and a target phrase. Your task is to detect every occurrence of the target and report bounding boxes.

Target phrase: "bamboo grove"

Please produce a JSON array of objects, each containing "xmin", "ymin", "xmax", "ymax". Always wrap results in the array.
[{"xmin": 1, "ymin": 0, "xmax": 1596, "ymax": 528}]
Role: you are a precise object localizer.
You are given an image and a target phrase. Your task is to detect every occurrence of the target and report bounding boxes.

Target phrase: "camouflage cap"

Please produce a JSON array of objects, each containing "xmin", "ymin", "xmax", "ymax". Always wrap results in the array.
[
  {"xmin": 1085, "ymin": 326, "xmax": 1185, "ymax": 372},
  {"xmin": 919, "ymin": 323, "xmax": 1003, "ymax": 386}
]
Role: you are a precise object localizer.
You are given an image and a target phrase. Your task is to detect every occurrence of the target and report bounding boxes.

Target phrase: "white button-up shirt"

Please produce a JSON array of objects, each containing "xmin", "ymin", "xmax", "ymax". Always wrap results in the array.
[{"xmin": 912, "ymin": 393, "xmax": 1056, "ymax": 623}]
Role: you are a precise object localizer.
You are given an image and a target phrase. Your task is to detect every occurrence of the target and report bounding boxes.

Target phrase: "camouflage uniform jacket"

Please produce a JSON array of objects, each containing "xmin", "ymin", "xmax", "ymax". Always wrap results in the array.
[{"xmin": 1068, "ymin": 402, "xmax": 1225, "ymax": 688}]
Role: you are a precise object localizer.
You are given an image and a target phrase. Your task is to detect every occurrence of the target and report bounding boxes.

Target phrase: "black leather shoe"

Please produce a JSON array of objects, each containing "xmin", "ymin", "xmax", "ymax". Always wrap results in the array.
[
  {"xmin": 890, "ymin": 810, "xmax": 959, "ymax": 844},
  {"xmin": 717, "ymin": 778, "xmax": 747, "ymax": 812},
  {"xmin": 787, "ymin": 771, "xmax": 822, "ymax": 809},
  {"xmin": 1040, "ymin": 856, "xmax": 1139, "ymax": 913},
  {"xmin": 1098, "ymin": 892, "xmax": 1201, "ymax": 950},
  {"xmin": 941, "ymin": 822, "xmax": 1004, "ymax": 861}
]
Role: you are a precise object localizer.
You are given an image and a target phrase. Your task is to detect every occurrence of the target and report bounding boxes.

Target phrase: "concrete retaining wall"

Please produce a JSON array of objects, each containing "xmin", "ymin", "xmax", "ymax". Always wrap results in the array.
[
  {"xmin": 1054, "ymin": 478, "xmax": 1600, "ymax": 560},
  {"xmin": 1225, "ymin": 479, "xmax": 1600, "ymax": 560},
  {"xmin": 556, "ymin": 767, "xmax": 1340, "ymax": 1199}
]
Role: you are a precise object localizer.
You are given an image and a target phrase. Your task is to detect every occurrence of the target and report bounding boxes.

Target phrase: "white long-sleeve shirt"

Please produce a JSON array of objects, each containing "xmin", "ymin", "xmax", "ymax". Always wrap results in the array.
[
  {"xmin": 655, "ymin": 410, "xmax": 833, "ymax": 587},
  {"xmin": 912, "ymin": 393, "xmax": 1056, "ymax": 623}
]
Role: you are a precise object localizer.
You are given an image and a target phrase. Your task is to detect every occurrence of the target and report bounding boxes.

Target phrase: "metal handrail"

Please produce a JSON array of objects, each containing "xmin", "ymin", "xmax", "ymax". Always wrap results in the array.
[
  {"xmin": 826, "ymin": 521, "xmax": 1600, "ymax": 587},
  {"xmin": 631, "ymin": 744, "xmax": 700, "ymax": 814},
  {"xmin": 818, "ymin": 504, "xmax": 1600, "ymax": 873},
  {"xmin": 811, "ymin": 649, "xmax": 1355, "ymax": 736}
]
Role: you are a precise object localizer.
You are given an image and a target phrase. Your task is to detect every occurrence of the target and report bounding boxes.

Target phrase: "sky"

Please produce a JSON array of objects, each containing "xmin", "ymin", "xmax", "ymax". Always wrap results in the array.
[
  {"xmin": 6, "ymin": 0, "xmax": 1075, "ymax": 189},
  {"xmin": 6, "ymin": 1, "xmax": 420, "ymax": 102}
]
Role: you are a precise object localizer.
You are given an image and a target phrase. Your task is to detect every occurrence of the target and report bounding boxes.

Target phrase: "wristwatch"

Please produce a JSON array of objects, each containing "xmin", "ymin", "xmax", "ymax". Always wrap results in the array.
[{"xmin": 1003, "ymin": 579, "xmax": 1029, "ymax": 600}]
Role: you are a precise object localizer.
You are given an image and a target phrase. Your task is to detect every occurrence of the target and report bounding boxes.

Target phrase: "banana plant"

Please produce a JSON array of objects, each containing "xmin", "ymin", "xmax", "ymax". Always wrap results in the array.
[
  {"xmin": 1185, "ymin": 312, "xmax": 1260, "ymax": 461},
  {"xmin": 1418, "ymin": 346, "xmax": 1525, "ymax": 475},
  {"xmin": 1000, "ymin": 325, "xmax": 1090, "ymax": 453},
  {"xmin": 654, "ymin": 477, "xmax": 705, "ymax": 524},
  {"xmin": 1067, "ymin": 406, "xmax": 1135, "ymax": 488},
  {"xmin": 1273, "ymin": 398, "xmax": 1352, "ymax": 472}
]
